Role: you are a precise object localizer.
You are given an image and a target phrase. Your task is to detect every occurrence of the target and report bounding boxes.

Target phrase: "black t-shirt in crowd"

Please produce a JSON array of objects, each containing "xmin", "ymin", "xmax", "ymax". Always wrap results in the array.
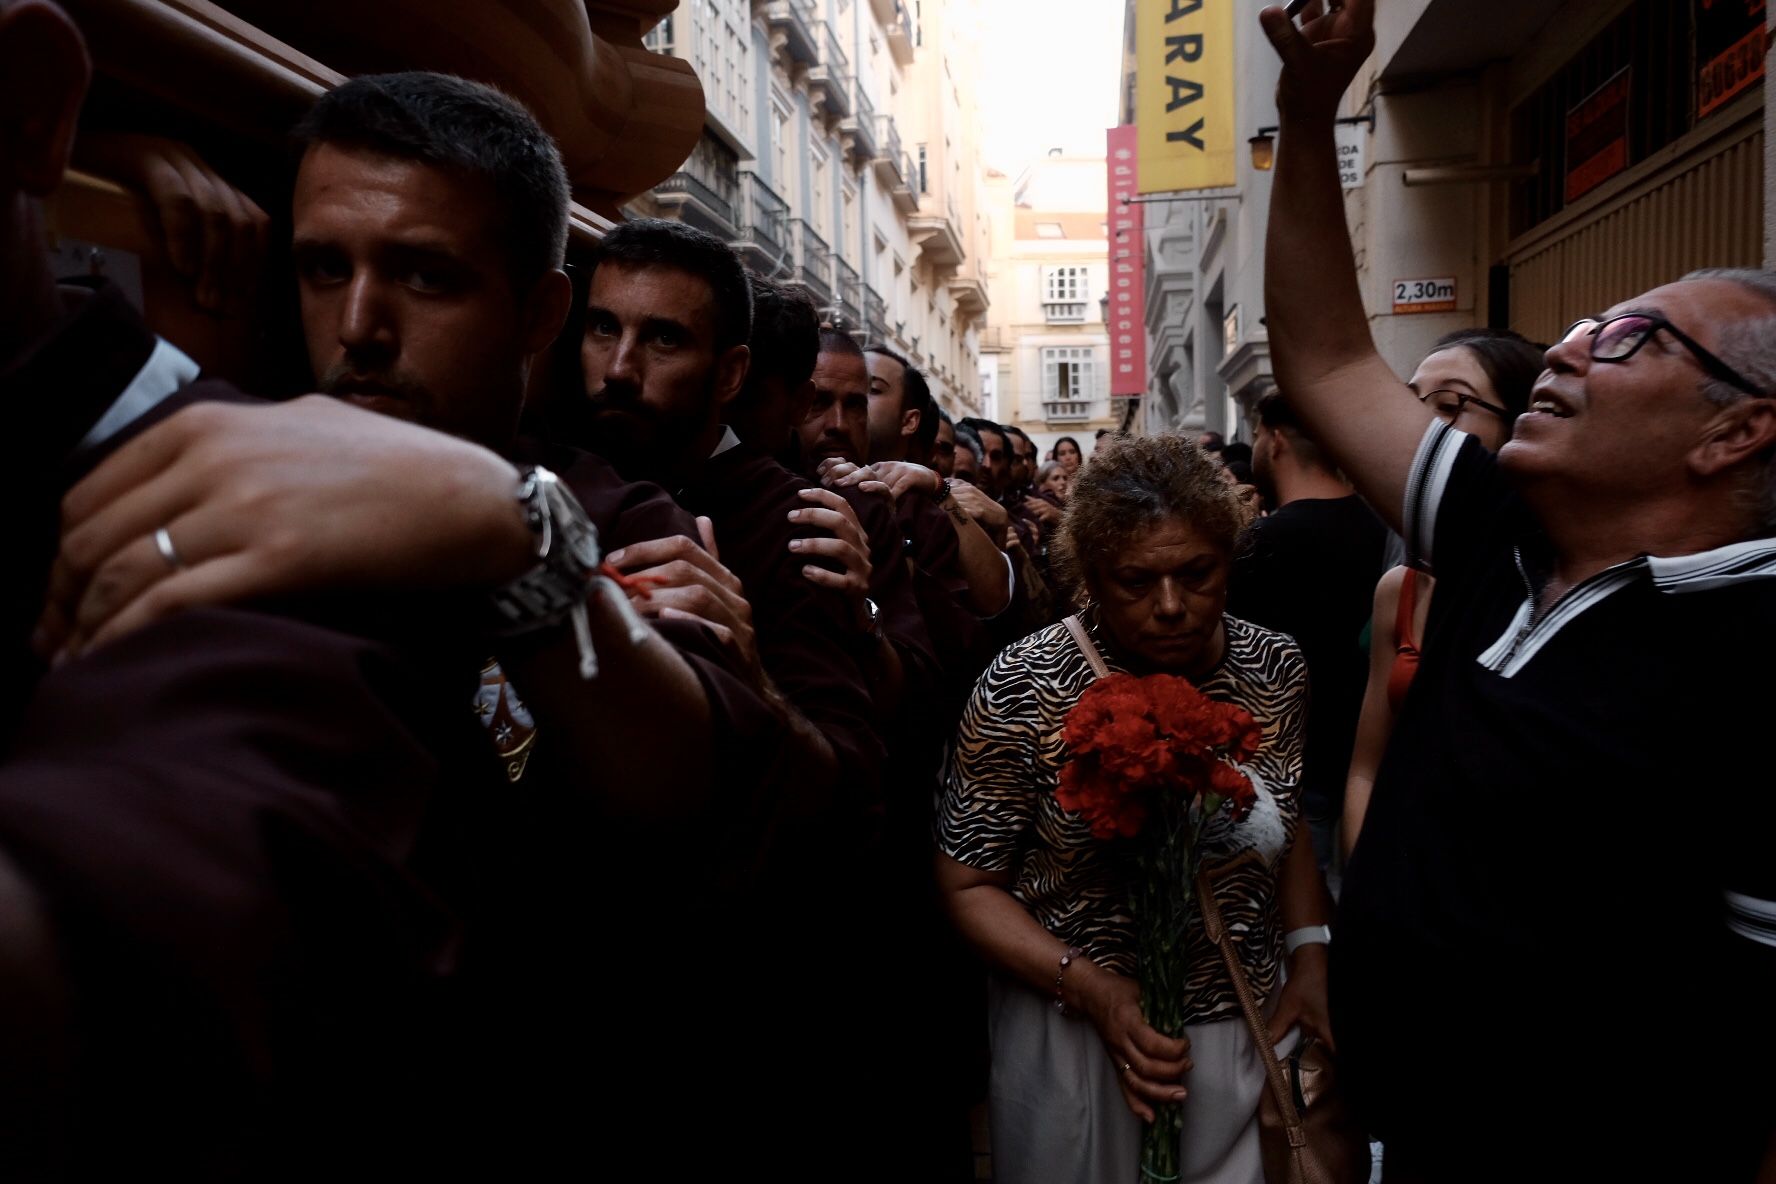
[
  {"xmin": 1333, "ymin": 422, "xmax": 1776, "ymax": 1179},
  {"xmin": 1227, "ymin": 493, "xmax": 1388, "ymax": 816}
]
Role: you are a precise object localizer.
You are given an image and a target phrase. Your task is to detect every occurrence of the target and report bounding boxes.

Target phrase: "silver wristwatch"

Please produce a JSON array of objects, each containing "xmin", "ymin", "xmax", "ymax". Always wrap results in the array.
[{"xmin": 489, "ymin": 465, "xmax": 602, "ymax": 636}]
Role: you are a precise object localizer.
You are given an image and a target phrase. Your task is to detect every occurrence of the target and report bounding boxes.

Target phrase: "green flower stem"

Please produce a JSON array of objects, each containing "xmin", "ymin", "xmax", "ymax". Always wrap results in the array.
[{"xmin": 1131, "ymin": 795, "xmax": 1204, "ymax": 1184}]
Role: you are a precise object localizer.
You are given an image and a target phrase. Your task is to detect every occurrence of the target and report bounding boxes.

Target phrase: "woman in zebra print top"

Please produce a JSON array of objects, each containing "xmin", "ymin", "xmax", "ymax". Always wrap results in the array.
[{"xmin": 937, "ymin": 434, "xmax": 1331, "ymax": 1184}]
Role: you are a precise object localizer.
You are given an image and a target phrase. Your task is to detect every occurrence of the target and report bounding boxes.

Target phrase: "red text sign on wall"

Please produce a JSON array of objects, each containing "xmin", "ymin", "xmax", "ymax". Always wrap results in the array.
[
  {"xmin": 1697, "ymin": 0, "xmax": 1768, "ymax": 118},
  {"xmin": 1565, "ymin": 67, "xmax": 1631, "ymax": 203},
  {"xmin": 1107, "ymin": 124, "xmax": 1147, "ymax": 398}
]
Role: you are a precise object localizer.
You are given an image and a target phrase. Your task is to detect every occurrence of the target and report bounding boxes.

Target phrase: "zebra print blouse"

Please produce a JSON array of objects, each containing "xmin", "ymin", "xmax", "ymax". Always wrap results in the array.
[{"xmin": 938, "ymin": 609, "xmax": 1308, "ymax": 1023}]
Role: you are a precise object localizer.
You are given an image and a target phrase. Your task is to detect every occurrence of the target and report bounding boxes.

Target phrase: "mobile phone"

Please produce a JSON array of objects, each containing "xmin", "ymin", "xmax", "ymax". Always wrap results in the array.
[{"xmin": 1284, "ymin": 0, "xmax": 1314, "ymax": 16}]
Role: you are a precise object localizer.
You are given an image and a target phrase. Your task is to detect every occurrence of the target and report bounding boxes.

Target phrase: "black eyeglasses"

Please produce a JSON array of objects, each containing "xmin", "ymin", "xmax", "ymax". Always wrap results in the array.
[
  {"xmin": 1416, "ymin": 387, "xmax": 1512, "ymax": 423},
  {"xmin": 1560, "ymin": 314, "xmax": 1767, "ymax": 398}
]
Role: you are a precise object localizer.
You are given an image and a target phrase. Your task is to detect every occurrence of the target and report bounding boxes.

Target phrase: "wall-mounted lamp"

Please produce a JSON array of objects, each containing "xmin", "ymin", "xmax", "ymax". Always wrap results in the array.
[
  {"xmin": 1249, "ymin": 127, "xmax": 1278, "ymax": 171},
  {"xmin": 1248, "ymin": 111, "xmax": 1376, "ymax": 171}
]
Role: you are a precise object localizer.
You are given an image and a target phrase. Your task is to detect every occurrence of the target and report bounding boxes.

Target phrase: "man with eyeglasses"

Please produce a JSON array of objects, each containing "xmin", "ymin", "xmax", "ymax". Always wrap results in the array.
[{"xmin": 1261, "ymin": 1, "xmax": 1776, "ymax": 1178}]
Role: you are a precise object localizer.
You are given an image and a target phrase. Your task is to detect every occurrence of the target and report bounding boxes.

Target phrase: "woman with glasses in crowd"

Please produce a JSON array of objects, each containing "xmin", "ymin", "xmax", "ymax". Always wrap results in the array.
[{"xmin": 1341, "ymin": 328, "xmax": 1544, "ymax": 859}]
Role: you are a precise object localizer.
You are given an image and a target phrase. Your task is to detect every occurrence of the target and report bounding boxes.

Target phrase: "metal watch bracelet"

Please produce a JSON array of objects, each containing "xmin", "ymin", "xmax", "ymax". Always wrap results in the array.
[{"xmin": 488, "ymin": 465, "xmax": 603, "ymax": 637}]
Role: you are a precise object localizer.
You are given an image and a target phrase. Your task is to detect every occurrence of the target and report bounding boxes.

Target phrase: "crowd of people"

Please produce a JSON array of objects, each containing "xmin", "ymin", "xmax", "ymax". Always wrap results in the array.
[{"xmin": 4, "ymin": 0, "xmax": 1775, "ymax": 1179}]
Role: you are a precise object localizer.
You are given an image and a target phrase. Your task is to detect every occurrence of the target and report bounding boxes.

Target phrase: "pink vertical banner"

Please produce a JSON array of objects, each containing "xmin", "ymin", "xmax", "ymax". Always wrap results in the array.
[{"xmin": 1106, "ymin": 125, "xmax": 1146, "ymax": 398}]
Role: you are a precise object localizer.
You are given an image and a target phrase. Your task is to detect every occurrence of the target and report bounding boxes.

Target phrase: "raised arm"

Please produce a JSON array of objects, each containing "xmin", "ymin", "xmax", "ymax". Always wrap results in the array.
[{"xmin": 1260, "ymin": 0, "xmax": 1430, "ymax": 532}]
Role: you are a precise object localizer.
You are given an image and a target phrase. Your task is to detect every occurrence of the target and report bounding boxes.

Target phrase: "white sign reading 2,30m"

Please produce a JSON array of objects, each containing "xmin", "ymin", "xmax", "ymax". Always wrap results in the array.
[{"xmin": 1392, "ymin": 276, "xmax": 1456, "ymax": 314}]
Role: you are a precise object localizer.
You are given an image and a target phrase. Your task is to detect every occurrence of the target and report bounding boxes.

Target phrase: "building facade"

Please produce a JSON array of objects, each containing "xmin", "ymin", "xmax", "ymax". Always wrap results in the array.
[
  {"xmin": 981, "ymin": 154, "xmax": 1119, "ymax": 458},
  {"xmin": 1115, "ymin": 0, "xmax": 1280, "ymax": 443},
  {"xmin": 634, "ymin": 0, "xmax": 992, "ymax": 415},
  {"xmin": 1346, "ymin": 0, "xmax": 1766, "ymax": 377},
  {"xmin": 1118, "ymin": 0, "xmax": 1768, "ymax": 440}
]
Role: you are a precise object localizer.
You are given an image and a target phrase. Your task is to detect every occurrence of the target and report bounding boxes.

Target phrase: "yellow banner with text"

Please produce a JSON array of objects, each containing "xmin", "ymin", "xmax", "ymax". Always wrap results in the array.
[{"xmin": 1136, "ymin": 0, "xmax": 1236, "ymax": 194}]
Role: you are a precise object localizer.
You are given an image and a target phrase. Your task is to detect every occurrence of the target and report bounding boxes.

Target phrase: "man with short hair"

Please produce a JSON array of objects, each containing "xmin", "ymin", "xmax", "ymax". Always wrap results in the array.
[
  {"xmin": 961, "ymin": 416, "xmax": 1011, "ymax": 496},
  {"xmin": 802, "ymin": 325, "xmax": 873, "ymax": 469},
  {"xmin": 846, "ymin": 347, "xmax": 1014, "ymax": 618},
  {"xmin": 795, "ymin": 324, "xmax": 933, "ymax": 712},
  {"xmin": 1262, "ymin": 2, "xmax": 1776, "ymax": 1175},
  {"xmin": 0, "ymin": 27, "xmax": 536, "ymax": 1173},
  {"xmin": 46, "ymin": 70, "xmax": 796, "ymax": 1171},
  {"xmin": 1003, "ymin": 421, "xmax": 1064, "ymax": 541},
  {"xmin": 568, "ymin": 219, "xmax": 878, "ymax": 809},
  {"xmin": 1002, "ymin": 423, "xmax": 1038, "ymax": 494},
  {"xmin": 861, "ymin": 329, "xmax": 929, "ymax": 463},
  {"xmin": 953, "ymin": 421, "xmax": 984, "ymax": 484},
  {"xmin": 813, "ymin": 345, "xmax": 993, "ymax": 1184},
  {"xmin": 1227, "ymin": 390, "xmax": 1387, "ymax": 876},
  {"xmin": 932, "ymin": 406, "xmax": 958, "ymax": 476},
  {"xmin": 55, "ymin": 72, "xmax": 774, "ymax": 813},
  {"xmin": 568, "ymin": 221, "xmax": 889, "ymax": 1169}
]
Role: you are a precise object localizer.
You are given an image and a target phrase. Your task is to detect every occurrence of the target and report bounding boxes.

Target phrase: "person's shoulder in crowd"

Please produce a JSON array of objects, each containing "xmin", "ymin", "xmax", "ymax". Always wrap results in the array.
[
  {"xmin": 681, "ymin": 441, "xmax": 887, "ymax": 768},
  {"xmin": 1221, "ymin": 613, "xmax": 1309, "ymax": 680},
  {"xmin": 991, "ymin": 615, "xmax": 1075, "ymax": 669},
  {"xmin": 510, "ymin": 435, "xmax": 700, "ymax": 551},
  {"xmin": 0, "ymin": 605, "xmax": 494, "ymax": 1174},
  {"xmin": 968, "ymin": 616, "xmax": 1081, "ymax": 706},
  {"xmin": 689, "ymin": 442, "xmax": 811, "ymax": 524},
  {"xmin": 684, "ymin": 443, "xmax": 853, "ymax": 609}
]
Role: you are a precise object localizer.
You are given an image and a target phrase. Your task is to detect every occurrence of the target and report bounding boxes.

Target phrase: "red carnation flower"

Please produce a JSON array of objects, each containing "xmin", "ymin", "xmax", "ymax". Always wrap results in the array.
[{"xmin": 1055, "ymin": 672, "xmax": 1263, "ymax": 838}]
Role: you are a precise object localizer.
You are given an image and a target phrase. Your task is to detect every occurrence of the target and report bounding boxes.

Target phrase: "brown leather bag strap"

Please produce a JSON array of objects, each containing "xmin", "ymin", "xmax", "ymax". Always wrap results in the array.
[
  {"xmin": 1194, "ymin": 866, "xmax": 1309, "ymax": 1150},
  {"xmin": 1064, "ymin": 614, "xmax": 1112, "ymax": 679}
]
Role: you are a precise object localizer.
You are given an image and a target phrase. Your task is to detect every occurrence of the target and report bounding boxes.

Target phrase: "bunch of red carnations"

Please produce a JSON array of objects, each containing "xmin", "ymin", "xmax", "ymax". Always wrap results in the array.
[{"xmin": 1056, "ymin": 672, "xmax": 1262, "ymax": 1184}]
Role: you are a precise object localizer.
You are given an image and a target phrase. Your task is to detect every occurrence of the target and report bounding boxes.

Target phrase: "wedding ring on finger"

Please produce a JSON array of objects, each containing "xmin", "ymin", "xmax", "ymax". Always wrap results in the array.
[
  {"xmin": 153, "ymin": 526, "xmax": 185, "ymax": 570},
  {"xmin": 1121, "ymin": 1061, "xmax": 1134, "ymax": 1076}
]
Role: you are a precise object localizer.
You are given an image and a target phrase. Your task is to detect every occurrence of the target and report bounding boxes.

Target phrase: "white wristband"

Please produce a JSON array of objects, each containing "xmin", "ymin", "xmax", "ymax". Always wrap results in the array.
[{"xmin": 1284, "ymin": 925, "xmax": 1331, "ymax": 955}]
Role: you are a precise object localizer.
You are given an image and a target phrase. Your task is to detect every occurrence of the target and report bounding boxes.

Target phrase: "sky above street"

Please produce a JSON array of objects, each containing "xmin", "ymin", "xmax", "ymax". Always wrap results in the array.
[{"xmin": 975, "ymin": 0, "xmax": 1123, "ymax": 174}]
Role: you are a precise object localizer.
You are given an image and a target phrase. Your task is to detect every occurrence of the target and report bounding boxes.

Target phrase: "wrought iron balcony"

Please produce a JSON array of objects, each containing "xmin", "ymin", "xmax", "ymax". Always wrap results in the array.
[
  {"xmin": 877, "ymin": 115, "xmax": 903, "ymax": 169},
  {"xmin": 832, "ymin": 255, "xmax": 863, "ymax": 331},
  {"xmin": 764, "ymin": 0, "xmax": 819, "ymax": 67},
  {"xmin": 793, "ymin": 221, "xmax": 832, "ymax": 306},
  {"xmin": 732, "ymin": 173, "xmax": 791, "ymax": 270},
  {"xmin": 884, "ymin": 0, "xmax": 915, "ymax": 64},
  {"xmin": 809, "ymin": 27, "xmax": 851, "ymax": 121},
  {"xmin": 655, "ymin": 170, "xmax": 737, "ymax": 239},
  {"xmin": 864, "ymin": 286, "xmax": 889, "ymax": 345},
  {"xmin": 894, "ymin": 150, "xmax": 921, "ymax": 213},
  {"xmin": 1041, "ymin": 398, "xmax": 1097, "ymax": 423},
  {"xmin": 873, "ymin": 115, "xmax": 906, "ymax": 188},
  {"xmin": 1043, "ymin": 301, "xmax": 1089, "ymax": 323},
  {"xmin": 841, "ymin": 85, "xmax": 877, "ymax": 164}
]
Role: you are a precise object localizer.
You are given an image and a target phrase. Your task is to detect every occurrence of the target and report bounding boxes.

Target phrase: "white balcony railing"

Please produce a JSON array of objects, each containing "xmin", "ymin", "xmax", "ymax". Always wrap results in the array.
[
  {"xmin": 1042, "ymin": 399, "xmax": 1096, "ymax": 422},
  {"xmin": 1042, "ymin": 301, "xmax": 1087, "ymax": 323}
]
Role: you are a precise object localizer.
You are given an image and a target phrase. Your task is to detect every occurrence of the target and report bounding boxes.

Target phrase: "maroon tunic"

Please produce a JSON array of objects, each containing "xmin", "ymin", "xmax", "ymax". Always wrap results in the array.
[
  {"xmin": 3, "ymin": 282, "xmax": 498, "ymax": 1174},
  {"xmin": 677, "ymin": 443, "xmax": 885, "ymax": 817},
  {"xmin": 2, "ymin": 284, "xmax": 792, "ymax": 1174}
]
